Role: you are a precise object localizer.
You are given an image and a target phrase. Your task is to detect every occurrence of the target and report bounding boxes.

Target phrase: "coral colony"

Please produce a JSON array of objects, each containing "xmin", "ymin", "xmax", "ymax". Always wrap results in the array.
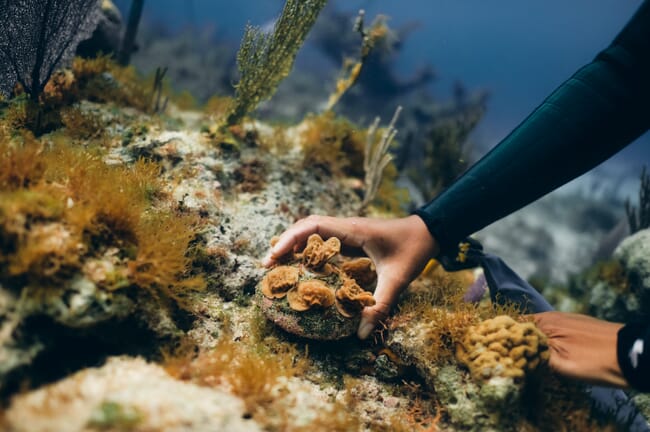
[{"xmin": 259, "ymin": 234, "xmax": 376, "ymax": 340}]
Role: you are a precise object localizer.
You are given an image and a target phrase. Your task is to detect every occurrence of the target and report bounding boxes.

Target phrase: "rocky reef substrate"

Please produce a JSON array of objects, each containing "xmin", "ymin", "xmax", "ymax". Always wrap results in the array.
[{"xmin": 0, "ymin": 99, "xmax": 647, "ymax": 431}]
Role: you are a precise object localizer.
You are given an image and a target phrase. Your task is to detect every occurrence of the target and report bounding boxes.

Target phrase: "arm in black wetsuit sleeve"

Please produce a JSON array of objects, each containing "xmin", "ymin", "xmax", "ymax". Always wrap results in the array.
[{"xmin": 415, "ymin": 1, "xmax": 650, "ymax": 255}]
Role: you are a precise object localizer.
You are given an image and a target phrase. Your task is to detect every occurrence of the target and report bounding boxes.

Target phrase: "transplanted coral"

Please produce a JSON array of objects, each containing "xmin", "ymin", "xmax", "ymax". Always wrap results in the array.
[
  {"xmin": 260, "ymin": 266, "xmax": 299, "ymax": 299},
  {"xmin": 287, "ymin": 280, "xmax": 335, "ymax": 311},
  {"xmin": 258, "ymin": 234, "xmax": 376, "ymax": 340},
  {"xmin": 340, "ymin": 257, "xmax": 376, "ymax": 290},
  {"xmin": 335, "ymin": 277, "xmax": 375, "ymax": 318},
  {"xmin": 301, "ymin": 234, "xmax": 341, "ymax": 269},
  {"xmin": 456, "ymin": 315, "xmax": 550, "ymax": 382}
]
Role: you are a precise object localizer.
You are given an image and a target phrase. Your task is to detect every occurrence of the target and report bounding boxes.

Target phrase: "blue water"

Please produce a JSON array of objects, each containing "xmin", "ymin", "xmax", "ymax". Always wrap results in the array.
[{"xmin": 114, "ymin": 0, "xmax": 649, "ymax": 175}]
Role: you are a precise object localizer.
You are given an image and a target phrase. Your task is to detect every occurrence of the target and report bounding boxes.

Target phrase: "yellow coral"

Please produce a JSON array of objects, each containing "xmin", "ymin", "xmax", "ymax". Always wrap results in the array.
[
  {"xmin": 286, "ymin": 280, "xmax": 335, "ymax": 311},
  {"xmin": 335, "ymin": 277, "xmax": 376, "ymax": 317},
  {"xmin": 260, "ymin": 266, "xmax": 300, "ymax": 299},
  {"xmin": 301, "ymin": 234, "xmax": 341, "ymax": 269},
  {"xmin": 456, "ymin": 315, "xmax": 549, "ymax": 382}
]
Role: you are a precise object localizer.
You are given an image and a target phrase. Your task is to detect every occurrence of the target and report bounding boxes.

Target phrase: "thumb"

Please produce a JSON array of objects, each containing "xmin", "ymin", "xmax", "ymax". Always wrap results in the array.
[{"xmin": 357, "ymin": 272, "xmax": 404, "ymax": 339}]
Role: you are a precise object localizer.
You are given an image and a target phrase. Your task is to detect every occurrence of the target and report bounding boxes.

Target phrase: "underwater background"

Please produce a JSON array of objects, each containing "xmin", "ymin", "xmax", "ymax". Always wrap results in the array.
[{"xmin": 112, "ymin": 0, "xmax": 649, "ymax": 174}]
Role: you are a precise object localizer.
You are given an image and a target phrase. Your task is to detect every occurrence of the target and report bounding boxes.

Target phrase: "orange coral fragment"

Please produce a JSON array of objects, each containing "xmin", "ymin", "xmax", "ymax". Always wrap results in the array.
[
  {"xmin": 261, "ymin": 266, "xmax": 300, "ymax": 299},
  {"xmin": 340, "ymin": 257, "xmax": 376, "ymax": 289},
  {"xmin": 287, "ymin": 280, "xmax": 335, "ymax": 311},
  {"xmin": 335, "ymin": 277, "xmax": 375, "ymax": 317},
  {"xmin": 302, "ymin": 234, "xmax": 341, "ymax": 269}
]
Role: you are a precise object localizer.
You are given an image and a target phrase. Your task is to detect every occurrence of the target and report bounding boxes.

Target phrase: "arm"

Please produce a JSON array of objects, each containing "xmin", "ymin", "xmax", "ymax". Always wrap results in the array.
[
  {"xmin": 534, "ymin": 312, "xmax": 629, "ymax": 388},
  {"xmin": 535, "ymin": 313, "xmax": 650, "ymax": 391},
  {"xmin": 416, "ymin": 1, "xmax": 650, "ymax": 255}
]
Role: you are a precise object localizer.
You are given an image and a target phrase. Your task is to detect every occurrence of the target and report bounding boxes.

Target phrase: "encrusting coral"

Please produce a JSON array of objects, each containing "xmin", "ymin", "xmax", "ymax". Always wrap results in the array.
[
  {"xmin": 258, "ymin": 233, "xmax": 376, "ymax": 340},
  {"xmin": 456, "ymin": 315, "xmax": 550, "ymax": 382}
]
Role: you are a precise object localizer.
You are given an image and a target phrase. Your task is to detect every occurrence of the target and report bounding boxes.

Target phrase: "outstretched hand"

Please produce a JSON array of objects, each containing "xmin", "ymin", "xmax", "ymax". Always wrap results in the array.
[
  {"xmin": 262, "ymin": 215, "xmax": 439, "ymax": 339},
  {"xmin": 534, "ymin": 311, "xmax": 628, "ymax": 388}
]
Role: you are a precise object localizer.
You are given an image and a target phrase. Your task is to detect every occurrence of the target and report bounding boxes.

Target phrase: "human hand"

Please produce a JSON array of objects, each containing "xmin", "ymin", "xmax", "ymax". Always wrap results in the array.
[
  {"xmin": 533, "ymin": 311, "xmax": 628, "ymax": 388},
  {"xmin": 262, "ymin": 215, "xmax": 439, "ymax": 339}
]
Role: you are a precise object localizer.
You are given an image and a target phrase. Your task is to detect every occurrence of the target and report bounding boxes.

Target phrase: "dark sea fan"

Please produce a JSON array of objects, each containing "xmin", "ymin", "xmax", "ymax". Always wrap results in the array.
[{"xmin": 0, "ymin": 0, "xmax": 101, "ymax": 100}]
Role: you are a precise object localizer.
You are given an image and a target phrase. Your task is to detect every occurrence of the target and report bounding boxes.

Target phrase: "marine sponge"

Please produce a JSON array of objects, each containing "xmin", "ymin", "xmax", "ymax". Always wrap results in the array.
[
  {"xmin": 260, "ymin": 266, "xmax": 300, "ymax": 299},
  {"xmin": 258, "ymin": 234, "xmax": 377, "ymax": 340},
  {"xmin": 456, "ymin": 315, "xmax": 549, "ymax": 382},
  {"xmin": 287, "ymin": 280, "xmax": 335, "ymax": 311}
]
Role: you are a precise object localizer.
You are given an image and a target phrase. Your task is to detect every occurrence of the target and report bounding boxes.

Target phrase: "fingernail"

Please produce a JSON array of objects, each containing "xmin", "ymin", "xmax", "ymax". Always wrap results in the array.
[
  {"xmin": 357, "ymin": 320, "xmax": 375, "ymax": 339},
  {"xmin": 261, "ymin": 254, "xmax": 272, "ymax": 267}
]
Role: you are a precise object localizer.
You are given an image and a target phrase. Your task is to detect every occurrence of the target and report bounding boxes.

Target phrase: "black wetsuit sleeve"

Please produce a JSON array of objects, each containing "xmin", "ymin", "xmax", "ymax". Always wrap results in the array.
[
  {"xmin": 618, "ymin": 323, "xmax": 650, "ymax": 392},
  {"xmin": 415, "ymin": 1, "xmax": 650, "ymax": 255}
]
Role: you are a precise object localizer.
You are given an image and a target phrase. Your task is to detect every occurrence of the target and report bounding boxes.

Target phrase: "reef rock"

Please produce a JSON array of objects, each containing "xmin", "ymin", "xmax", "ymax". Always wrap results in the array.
[
  {"xmin": 76, "ymin": 0, "xmax": 124, "ymax": 58},
  {"xmin": 614, "ymin": 229, "xmax": 650, "ymax": 290},
  {"xmin": 258, "ymin": 234, "xmax": 376, "ymax": 340},
  {"xmin": 387, "ymin": 313, "xmax": 550, "ymax": 431},
  {"xmin": 3, "ymin": 356, "xmax": 261, "ymax": 432},
  {"xmin": 613, "ymin": 229, "xmax": 650, "ymax": 316},
  {"xmin": 433, "ymin": 365, "xmax": 523, "ymax": 431},
  {"xmin": 585, "ymin": 229, "xmax": 650, "ymax": 322}
]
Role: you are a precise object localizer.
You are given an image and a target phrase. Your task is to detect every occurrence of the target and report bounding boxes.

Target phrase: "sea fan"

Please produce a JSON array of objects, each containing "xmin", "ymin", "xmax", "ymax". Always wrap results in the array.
[{"xmin": 0, "ymin": 0, "xmax": 101, "ymax": 100}]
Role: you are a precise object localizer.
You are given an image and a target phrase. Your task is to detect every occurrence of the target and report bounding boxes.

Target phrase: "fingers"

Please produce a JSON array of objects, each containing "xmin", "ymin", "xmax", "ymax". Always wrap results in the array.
[
  {"xmin": 358, "ymin": 304, "xmax": 389, "ymax": 339},
  {"xmin": 263, "ymin": 215, "xmax": 366, "ymax": 267},
  {"xmin": 357, "ymin": 273, "xmax": 407, "ymax": 339}
]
